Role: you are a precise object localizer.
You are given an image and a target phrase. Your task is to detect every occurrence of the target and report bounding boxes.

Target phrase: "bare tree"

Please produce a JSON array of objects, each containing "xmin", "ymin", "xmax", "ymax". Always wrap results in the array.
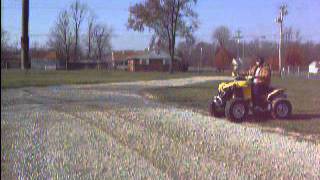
[
  {"xmin": 1, "ymin": 28, "xmax": 10, "ymax": 68},
  {"xmin": 1, "ymin": 28, "xmax": 9, "ymax": 60},
  {"xmin": 1, "ymin": 28, "xmax": 9, "ymax": 50},
  {"xmin": 128, "ymin": 0, "xmax": 198, "ymax": 73},
  {"xmin": 48, "ymin": 10, "xmax": 73, "ymax": 69},
  {"xmin": 176, "ymin": 36, "xmax": 196, "ymax": 65},
  {"xmin": 86, "ymin": 13, "xmax": 96, "ymax": 59},
  {"xmin": 212, "ymin": 26, "xmax": 231, "ymax": 48},
  {"xmin": 92, "ymin": 24, "xmax": 112, "ymax": 60},
  {"xmin": 282, "ymin": 27, "xmax": 304, "ymax": 68},
  {"xmin": 149, "ymin": 34, "xmax": 157, "ymax": 51},
  {"xmin": 70, "ymin": 0, "xmax": 87, "ymax": 61},
  {"xmin": 211, "ymin": 26, "xmax": 233, "ymax": 71},
  {"xmin": 284, "ymin": 27, "xmax": 302, "ymax": 51}
]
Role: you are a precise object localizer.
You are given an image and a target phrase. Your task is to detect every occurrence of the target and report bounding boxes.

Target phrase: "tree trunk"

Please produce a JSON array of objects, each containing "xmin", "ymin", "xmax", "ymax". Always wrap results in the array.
[
  {"xmin": 65, "ymin": 54, "xmax": 68, "ymax": 70},
  {"xmin": 169, "ymin": 46, "xmax": 174, "ymax": 74},
  {"xmin": 87, "ymin": 26, "xmax": 92, "ymax": 59},
  {"xmin": 65, "ymin": 44, "xmax": 68, "ymax": 70},
  {"xmin": 88, "ymin": 35, "xmax": 91, "ymax": 59},
  {"xmin": 168, "ymin": 40, "xmax": 174, "ymax": 74},
  {"xmin": 75, "ymin": 26, "xmax": 78, "ymax": 61},
  {"xmin": 169, "ymin": 55, "xmax": 173, "ymax": 73}
]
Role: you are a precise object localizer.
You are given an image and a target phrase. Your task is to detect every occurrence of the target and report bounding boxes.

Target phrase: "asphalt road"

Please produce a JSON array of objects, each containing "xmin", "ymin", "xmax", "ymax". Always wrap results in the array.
[{"xmin": 1, "ymin": 76, "xmax": 319, "ymax": 179}]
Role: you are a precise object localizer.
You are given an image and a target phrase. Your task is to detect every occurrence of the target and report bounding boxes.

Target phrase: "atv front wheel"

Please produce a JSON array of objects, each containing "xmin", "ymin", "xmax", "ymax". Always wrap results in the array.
[
  {"xmin": 225, "ymin": 99, "xmax": 248, "ymax": 123},
  {"xmin": 272, "ymin": 99, "xmax": 292, "ymax": 119},
  {"xmin": 209, "ymin": 101, "xmax": 224, "ymax": 117}
]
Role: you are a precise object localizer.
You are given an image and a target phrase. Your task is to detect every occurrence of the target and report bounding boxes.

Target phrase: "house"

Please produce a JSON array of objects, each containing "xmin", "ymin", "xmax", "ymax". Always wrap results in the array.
[
  {"xmin": 67, "ymin": 60, "xmax": 108, "ymax": 70},
  {"xmin": 309, "ymin": 61, "xmax": 320, "ymax": 74},
  {"xmin": 31, "ymin": 51, "xmax": 58, "ymax": 70},
  {"xmin": 56, "ymin": 54, "xmax": 109, "ymax": 70},
  {"xmin": 2, "ymin": 50, "xmax": 58, "ymax": 69},
  {"xmin": 1, "ymin": 52, "xmax": 20, "ymax": 69},
  {"xmin": 111, "ymin": 50, "xmax": 144, "ymax": 70},
  {"xmin": 127, "ymin": 50, "xmax": 187, "ymax": 72}
]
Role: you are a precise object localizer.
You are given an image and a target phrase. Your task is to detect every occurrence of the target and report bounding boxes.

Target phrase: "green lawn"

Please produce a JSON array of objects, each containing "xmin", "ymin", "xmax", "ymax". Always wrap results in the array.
[
  {"xmin": 1, "ymin": 70, "xmax": 216, "ymax": 88},
  {"xmin": 143, "ymin": 76, "xmax": 320, "ymax": 137}
]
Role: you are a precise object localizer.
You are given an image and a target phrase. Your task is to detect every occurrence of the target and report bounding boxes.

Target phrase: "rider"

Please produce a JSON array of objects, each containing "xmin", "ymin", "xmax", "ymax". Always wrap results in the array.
[{"xmin": 247, "ymin": 56, "xmax": 271, "ymax": 109}]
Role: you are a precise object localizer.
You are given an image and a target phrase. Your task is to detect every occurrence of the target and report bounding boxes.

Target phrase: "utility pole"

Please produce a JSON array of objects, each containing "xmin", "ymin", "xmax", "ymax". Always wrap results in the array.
[
  {"xmin": 257, "ymin": 35, "xmax": 266, "ymax": 53},
  {"xmin": 275, "ymin": 5, "xmax": 288, "ymax": 77},
  {"xmin": 234, "ymin": 30, "xmax": 243, "ymax": 59},
  {"xmin": 242, "ymin": 40, "xmax": 245, "ymax": 59},
  {"xmin": 21, "ymin": 0, "xmax": 30, "ymax": 70},
  {"xmin": 198, "ymin": 47, "xmax": 202, "ymax": 74}
]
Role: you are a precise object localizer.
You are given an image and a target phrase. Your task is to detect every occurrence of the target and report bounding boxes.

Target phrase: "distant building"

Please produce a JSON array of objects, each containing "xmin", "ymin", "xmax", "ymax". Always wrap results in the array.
[
  {"xmin": 67, "ymin": 60, "xmax": 108, "ymax": 70},
  {"xmin": 1, "ymin": 52, "xmax": 20, "ymax": 69},
  {"xmin": 111, "ymin": 50, "xmax": 145, "ymax": 70},
  {"xmin": 56, "ymin": 53, "xmax": 109, "ymax": 70},
  {"xmin": 31, "ymin": 51, "xmax": 58, "ymax": 70},
  {"xmin": 309, "ymin": 61, "xmax": 320, "ymax": 74},
  {"xmin": 127, "ymin": 50, "xmax": 186, "ymax": 72}
]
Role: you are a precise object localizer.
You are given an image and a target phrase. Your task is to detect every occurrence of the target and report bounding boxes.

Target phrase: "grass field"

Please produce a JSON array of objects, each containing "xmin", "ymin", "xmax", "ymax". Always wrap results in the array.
[
  {"xmin": 143, "ymin": 76, "xmax": 320, "ymax": 138},
  {"xmin": 1, "ymin": 70, "xmax": 220, "ymax": 88}
]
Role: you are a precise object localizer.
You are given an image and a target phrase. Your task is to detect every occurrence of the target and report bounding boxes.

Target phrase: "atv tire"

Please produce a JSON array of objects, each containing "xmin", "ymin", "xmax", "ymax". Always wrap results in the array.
[
  {"xmin": 225, "ymin": 98, "xmax": 248, "ymax": 123},
  {"xmin": 209, "ymin": 101, "xmax": 224, "ymax": 117},
  {"xmin": 272, "ymin": 99, "xmax": 292, "ymax": 119}
]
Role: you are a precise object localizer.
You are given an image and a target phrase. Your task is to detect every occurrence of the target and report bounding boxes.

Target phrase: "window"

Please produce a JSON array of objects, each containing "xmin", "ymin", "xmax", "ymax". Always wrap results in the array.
[
  {"xmin": 139, "ymin": 59, "xmax": 149, "ymax": 65},
  {"xmin": 163, "ymin": 59, "xmax": 167, "ymax": 65}
]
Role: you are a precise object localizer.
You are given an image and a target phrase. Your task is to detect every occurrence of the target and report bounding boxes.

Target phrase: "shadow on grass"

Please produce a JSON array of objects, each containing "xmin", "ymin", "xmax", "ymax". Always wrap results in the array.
[
  {"xmin": 242, "ymin": 113, "xmax": 320, "ymax": 138},
  {"xmin": 244, "ymin": 113, "xmax": 320, "ymax": 122},
  {"xmin": 289, "ymin": 113, "xmax": 320, "ymax": 121}
]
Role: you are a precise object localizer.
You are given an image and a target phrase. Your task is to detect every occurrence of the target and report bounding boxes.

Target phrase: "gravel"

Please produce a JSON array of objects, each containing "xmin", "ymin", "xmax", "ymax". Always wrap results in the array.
[{"xmin": 1, "ymin": 76, "xmax": 319, "ymax": 179}]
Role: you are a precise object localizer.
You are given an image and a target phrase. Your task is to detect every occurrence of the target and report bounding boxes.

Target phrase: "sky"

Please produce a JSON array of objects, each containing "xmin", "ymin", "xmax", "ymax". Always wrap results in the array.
[{"xmin": 2, "ymin": 0, "xmax": 320, "ymax": 50}]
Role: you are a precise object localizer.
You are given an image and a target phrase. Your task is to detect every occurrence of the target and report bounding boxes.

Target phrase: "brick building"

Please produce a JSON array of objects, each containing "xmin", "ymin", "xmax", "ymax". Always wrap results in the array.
[
  {"xmin": 111, "ymin": 50, "xmax": 144, "ymax": 70},
  {"xmin": 127, "ymin": 50, "xmax": 187, "ymax": 72}
]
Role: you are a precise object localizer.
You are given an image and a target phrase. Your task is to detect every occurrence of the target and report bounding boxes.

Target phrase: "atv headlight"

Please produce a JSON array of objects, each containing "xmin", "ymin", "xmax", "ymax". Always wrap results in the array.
[{"xmin": 214, "ymin": 96, "xmax": 223, "ymax": 106}]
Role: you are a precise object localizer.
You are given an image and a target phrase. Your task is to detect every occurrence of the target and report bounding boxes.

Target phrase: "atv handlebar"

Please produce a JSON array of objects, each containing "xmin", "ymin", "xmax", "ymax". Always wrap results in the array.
[
  {"xmin": 246, "ymin": 75, "xmax": 254, "ymax": 81},
  {"xmin": 234, "ymin": 75, "xmax": 254, "ymax": 81}
]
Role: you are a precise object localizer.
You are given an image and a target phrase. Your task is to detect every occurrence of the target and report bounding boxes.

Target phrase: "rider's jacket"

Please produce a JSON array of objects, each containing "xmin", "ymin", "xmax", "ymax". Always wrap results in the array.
[{"xmin": 248, "ymin": 63, "xmax": 271, "ymax": 86}]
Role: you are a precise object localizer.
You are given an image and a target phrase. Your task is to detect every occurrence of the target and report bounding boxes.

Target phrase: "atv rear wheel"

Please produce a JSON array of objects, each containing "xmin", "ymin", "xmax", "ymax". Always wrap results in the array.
[
  {"xmin": 209, "ymin": 101, "xmax": 224, "ymax": 117},
  {"xmin": 225, "ymin": 99, "xmax": 248, "ymax": 123},
  {"xmin": 272, "ymin": 99, "xmax": 292, "ymax": 119}
]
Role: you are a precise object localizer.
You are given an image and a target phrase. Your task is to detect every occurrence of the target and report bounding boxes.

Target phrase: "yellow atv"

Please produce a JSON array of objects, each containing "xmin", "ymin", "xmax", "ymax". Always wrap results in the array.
[{"xmin": 209, "ymin": 76, "xmax": 292, "ymax": 122}]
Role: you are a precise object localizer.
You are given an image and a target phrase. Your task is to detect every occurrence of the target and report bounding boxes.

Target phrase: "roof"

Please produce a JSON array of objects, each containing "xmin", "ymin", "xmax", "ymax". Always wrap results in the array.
[
  {"xmin": 31, "ymin": 50, "xmax": 57, "ymax": 60},
  {"xmin": 112, "ymin": 50, "xmax": 144, "ymax": 62},
  {"xmin": 68, "ymin": 60, "xmax": 108, "ymax": 63},
  {"xmin": 129, "ymin": 50, "xmax": 181, "ymax": 61}
]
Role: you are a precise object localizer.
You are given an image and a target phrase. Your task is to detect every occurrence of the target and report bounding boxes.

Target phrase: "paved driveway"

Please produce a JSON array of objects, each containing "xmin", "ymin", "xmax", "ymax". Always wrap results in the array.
[{"xmin": 1, "ymin": 76, "xmax": 319, "ymax": 179}]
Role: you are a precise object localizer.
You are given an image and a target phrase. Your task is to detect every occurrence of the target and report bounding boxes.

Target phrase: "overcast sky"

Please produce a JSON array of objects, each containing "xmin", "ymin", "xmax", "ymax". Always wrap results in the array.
[{"xmin": 2, "ymin": 0, "xmax": 320, "ymax": 50}]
